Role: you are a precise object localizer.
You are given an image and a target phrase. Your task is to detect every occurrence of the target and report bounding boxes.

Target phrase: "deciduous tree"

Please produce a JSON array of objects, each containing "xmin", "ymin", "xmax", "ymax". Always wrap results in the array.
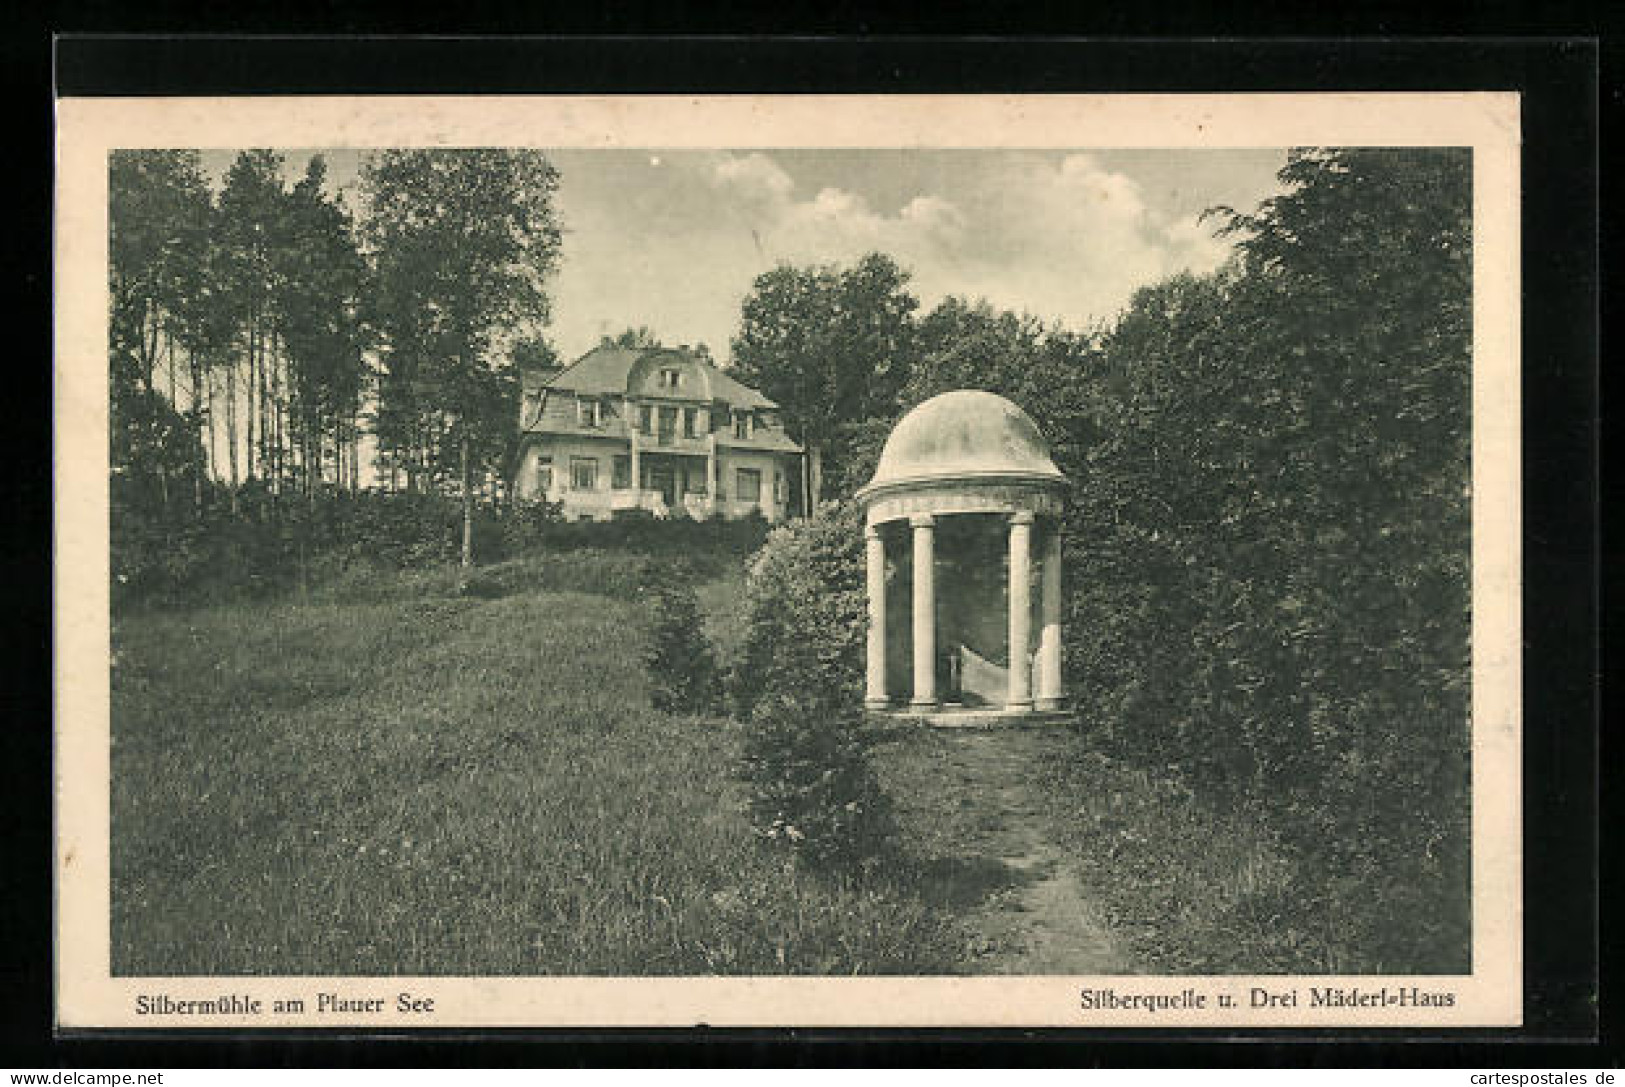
[
  {"xmin": 360, "ymin": 149, "xmax": 563, "ymax": 566},
  {"xmin": 730, "ymin": 253, "xmax": 918, "ymax": 499}
]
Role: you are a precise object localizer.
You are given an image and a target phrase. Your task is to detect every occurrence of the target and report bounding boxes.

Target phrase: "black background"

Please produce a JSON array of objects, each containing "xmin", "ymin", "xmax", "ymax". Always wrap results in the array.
[{"xmin": 6, "ymin": 33, "xmax": 1604, "ymax": 1068}]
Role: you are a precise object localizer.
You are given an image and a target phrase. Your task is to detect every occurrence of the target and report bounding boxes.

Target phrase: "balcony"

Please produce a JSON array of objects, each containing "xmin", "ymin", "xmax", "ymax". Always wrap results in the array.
[
  {"xmin": 558, "ymin": 487, "xmax": 782, "ymax": 523},
  {"xmin": 638, "ymin": 430, "xmax": 711, "ymax": 454}
]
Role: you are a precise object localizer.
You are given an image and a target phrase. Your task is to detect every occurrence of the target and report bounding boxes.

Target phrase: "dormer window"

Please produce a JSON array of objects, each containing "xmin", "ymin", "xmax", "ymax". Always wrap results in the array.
[
  {"xmin": 733, "ymin": 411, "xmax": 754, "ymax": 440},
  {"xmin": 659, "ymin": 367, "xmax": 681, "ymax": 390},
  {"xmin": 576, "ymin": 397, "xmax": 602, "ymax": 427}
]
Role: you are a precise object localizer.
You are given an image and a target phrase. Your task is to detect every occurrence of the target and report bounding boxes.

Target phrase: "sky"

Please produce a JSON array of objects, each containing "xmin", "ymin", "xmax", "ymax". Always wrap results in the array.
[{"xmin": 199, "ymin": 147, "xmax": 1288, "ymax": 366}]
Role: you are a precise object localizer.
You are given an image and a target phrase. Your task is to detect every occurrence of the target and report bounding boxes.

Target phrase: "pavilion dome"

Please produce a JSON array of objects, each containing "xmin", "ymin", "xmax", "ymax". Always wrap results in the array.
[{"xmin": 860, "ymin": 390, "xmax": 1064, "ymax": 497}]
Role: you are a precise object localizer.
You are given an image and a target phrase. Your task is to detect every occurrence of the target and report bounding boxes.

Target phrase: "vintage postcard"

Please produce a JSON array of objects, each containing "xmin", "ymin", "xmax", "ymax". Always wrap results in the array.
[{"xmin": 55, "ymin": 92, "xmax": 1521, "ymax": 1029}]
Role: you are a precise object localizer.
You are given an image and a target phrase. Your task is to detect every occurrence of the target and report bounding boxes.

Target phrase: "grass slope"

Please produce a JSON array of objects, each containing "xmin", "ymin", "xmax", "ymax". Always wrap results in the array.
[{"xmin": 111, "ymin": 562, "xmax": 969, "ymax": 976}]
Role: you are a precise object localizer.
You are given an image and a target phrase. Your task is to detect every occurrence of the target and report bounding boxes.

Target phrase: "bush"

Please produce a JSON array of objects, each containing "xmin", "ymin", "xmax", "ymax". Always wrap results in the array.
[
  {"xmin": 741, "ymin": 691, "xmax": 895, "ymax": 867},
  {"xmin": 732, "ymin": 502, "xmax": 895, "ymax": 867},
  {"xmin": 729, "ymin": 501, "xmax": 866, "ymax": 720},
  {"xmin": 643, "ymin": 567, "xmax": 724, "ymax": 715},
  {"xmin": 339, "ymin": 491, "xmax": 469, "ymax": 569},
  {"xmin": 500, "ymin": 511, "xmax": 771, "ymax": 580},
  {"xmin": 111, "ymin": 478, "xmax": 307, "ymax": 610},
  {"xmin": 494, "ymin": 496, "xmax": 564, "ymax": 557}
]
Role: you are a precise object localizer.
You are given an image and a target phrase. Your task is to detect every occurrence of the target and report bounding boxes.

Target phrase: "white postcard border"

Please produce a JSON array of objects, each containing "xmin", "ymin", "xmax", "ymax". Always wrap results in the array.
[{"xmin": 54, "ymin": 92, "xmax": 1522, "ymax": 1029}]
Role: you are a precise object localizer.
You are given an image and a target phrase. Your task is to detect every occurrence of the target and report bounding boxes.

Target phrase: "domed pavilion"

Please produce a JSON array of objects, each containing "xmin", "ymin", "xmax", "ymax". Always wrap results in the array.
[{"xmin": 854, "ymin": 390, "xmax": 1070, "ymax": 722}]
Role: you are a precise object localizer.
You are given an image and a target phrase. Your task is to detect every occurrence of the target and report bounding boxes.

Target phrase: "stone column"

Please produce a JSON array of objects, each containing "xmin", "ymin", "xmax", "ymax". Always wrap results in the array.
[
  {"xmin": 630, "ymin": 420, "xmax": 642, "ymax": 492},
  {"xmin": 707, "ymin": 434, "xmax": 718, "ymax": 512},
  {"xmin": 909, "ymin": 513, "xmax": 937, "ymax": 708},
  {"xmin": 865, "ymin": 524, "xmax": 889, "ymax": 710},
  {"xmin": 1006, "ymin": 511, "xmax": 1035, "ymax": 711},
  {"xmin": 1037, "ymin": 520, "xmax": 1065, "ymax": 710}
]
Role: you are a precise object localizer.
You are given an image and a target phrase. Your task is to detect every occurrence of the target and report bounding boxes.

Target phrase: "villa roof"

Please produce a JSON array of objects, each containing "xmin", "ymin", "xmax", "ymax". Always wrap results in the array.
[
  {"xmin": 518, "ymin": 344, "xmax": 799, "ymax": 455},
  {"xmin": 544, "ymin": 345, "xmax": 777, "ymax": 408}
]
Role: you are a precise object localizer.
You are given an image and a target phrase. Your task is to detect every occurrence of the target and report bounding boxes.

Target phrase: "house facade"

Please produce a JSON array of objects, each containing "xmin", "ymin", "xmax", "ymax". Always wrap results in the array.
[{"xmin": 512, "ymin": 345, "xmax": 804, "ymax": 522}]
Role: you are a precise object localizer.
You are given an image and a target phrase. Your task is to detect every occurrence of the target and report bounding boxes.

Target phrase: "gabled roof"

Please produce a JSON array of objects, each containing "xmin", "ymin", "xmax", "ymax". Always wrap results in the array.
[
  {"xmin": 544, "ymin": 346, "xmax": 643, "ymax": 396},
  {"xmin": 545, "ymin": 345, "xmax": 777, "ymax": 409},
  {"xmin": 703, "ymin": 364, "xmax": 778, "ymax": 410},
  {"xmin": 520, "ymin": 367, "xmax": 562, "ymax": 395}
]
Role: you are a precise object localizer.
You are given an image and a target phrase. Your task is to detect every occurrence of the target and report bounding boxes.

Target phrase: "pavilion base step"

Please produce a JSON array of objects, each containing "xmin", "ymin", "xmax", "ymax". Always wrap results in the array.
[{"xmin": 864, "ymin": 705, "xmax": 1073, "ymax": 730}]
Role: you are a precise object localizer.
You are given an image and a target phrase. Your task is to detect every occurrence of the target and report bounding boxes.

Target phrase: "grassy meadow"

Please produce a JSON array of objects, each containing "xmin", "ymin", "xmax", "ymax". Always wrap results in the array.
[
  {"xmin": 111, "ymin": 558, "xmax": 977, "ymax": 975},
  {"xmin": 112, "ymin": 549, "xmax": 1323, "ymax": 976}
]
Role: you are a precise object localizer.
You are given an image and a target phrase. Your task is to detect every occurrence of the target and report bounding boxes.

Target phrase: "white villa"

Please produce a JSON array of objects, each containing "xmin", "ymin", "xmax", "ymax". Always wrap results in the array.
[{"xmin": 512, "ymin": 345, "xmax": 804, "ymax": 522}]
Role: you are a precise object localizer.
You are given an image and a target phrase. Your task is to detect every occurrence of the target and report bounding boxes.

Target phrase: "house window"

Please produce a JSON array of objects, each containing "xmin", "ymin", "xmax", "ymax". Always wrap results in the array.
[
  {"xmin": 657, "ymin": 406, "xmax": 677, "ymax": 444},
  {"xmin": 612, "ymin": 455, "xmax": 632, "ymax": 489},
  {"xmin": 733, "ymin": 411, "xmax": 753, "ymax": 440},
  {"xmin": 576, "ymin": 397, "xmax": 602, "ymax": 427},
  {"xmin": 638, "ymin": 404, "xmax": 653, "ymax": 435},
  {"xmin": 536, "ymin": 456, "xmax": 553, "ymax": 494},
  {"xmin": 682, "ymin": 407, "xmax": 696, "ymax": 439},
  {"xmin": 737, "ymin": 467, "xmax": 762, "ymax": 503},
  {"xmin": 660, "ymin": 367, "xmax": 681, "ymax": 390},
  {"xmin": 570, "ymin": 457, "xmax": 599, "ymax": 491}
]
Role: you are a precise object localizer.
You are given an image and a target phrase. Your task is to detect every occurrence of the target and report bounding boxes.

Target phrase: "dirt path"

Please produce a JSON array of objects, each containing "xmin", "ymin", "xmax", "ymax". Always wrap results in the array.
[{"xmin": 882, "ymin": 725, "xmax": 1136, "ymax": 975}]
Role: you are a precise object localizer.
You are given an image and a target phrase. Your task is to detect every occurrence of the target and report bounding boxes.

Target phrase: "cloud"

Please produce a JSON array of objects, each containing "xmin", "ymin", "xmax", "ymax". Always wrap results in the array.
[
  {"xmin": 709, "ymin": 158, "xmax": 967, "ymax": 269},
  {"xmin": 711, "ymin": 152, "xmax": 794, "ymax": 204},
  {"xmin": 544, "ymin": 149, "xmax": 1266, "ymax": 364},
  {"xmin": 701, "ymin": 151, "xmax": 1232, "ymax": 332},
  {"xmin": 938, "ymin": 152, "xmax": 1232, "ymax": 323}
]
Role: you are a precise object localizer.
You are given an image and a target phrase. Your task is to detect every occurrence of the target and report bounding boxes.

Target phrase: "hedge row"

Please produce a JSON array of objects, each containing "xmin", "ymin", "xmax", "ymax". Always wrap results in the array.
[{"xmin": 111, "ymin": 485, "xmax": 771, "ymax": 610}]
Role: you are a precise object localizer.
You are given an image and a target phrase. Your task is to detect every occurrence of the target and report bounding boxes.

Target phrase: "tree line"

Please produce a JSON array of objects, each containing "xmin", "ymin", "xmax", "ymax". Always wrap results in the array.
[
  {"xmin": 728, "ymin": 253, "xmax": 1105, "ymax": 503},
  {"xmin": 109, "ymin": 148, "xmax": 562, "ymax": 567}
]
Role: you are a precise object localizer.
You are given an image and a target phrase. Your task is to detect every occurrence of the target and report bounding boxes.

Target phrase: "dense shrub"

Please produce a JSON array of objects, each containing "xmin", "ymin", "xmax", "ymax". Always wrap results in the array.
[
  {"xmin": 1065, "ymin": 149, "xmax": 1473, "ymax": 971},
  {"xmin": 110, "ymin": 481, "xmax": 770, "ymax": 612},
  {"xmin": 110, "ymin": 478, "xmax": 341, "ymax": 609},
  {"xmin": 111, "ymin": 489, "xmax": 283, "ymax": 609},
  {"xmin": 729, "ymin": 502, "xmax": 867, "ymax": 718},
  {"xmin": 741, "ymin": 691, "xmax": 895, "ymax": 867},
  {"xmin": 506, "ymin": 509, "xmax": 771, "ymax": 578},
  {"xmin": 495, "ymin": 497, "xmax": 564, "ymax": 558},
  {"xmin": 112, "ymin": 488, "xmax": 512, "ymax": 609},
  {"xmin": 733, "ymin": 503, "xmax": 895, "ymax": 867},
  {"xmin": 336, "ymin": 491, "xmax": 476, "ymax": 568},
  {"xmin": 643, "ymin": 566, "xmax": 724, "ymax": 714}
]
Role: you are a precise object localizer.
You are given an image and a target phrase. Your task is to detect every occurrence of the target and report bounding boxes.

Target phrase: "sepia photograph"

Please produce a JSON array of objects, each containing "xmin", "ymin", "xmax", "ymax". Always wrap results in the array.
[{"xmin": 55, "ymin": 93, "xmax": 1522, "ymax": 1028}]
